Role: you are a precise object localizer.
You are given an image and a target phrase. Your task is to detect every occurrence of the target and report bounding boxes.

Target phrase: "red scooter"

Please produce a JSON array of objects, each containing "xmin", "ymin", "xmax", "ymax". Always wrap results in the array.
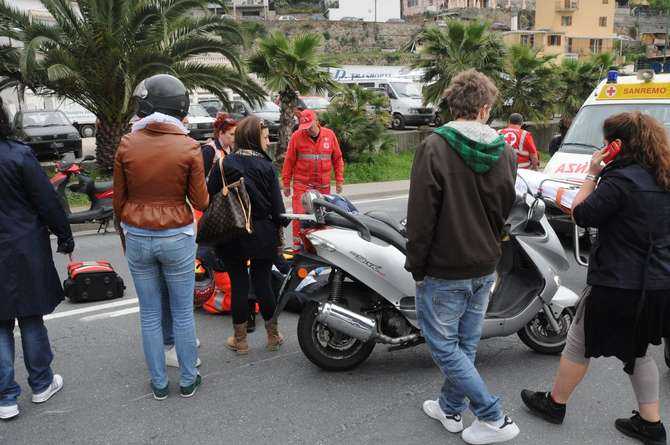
[{"xmin": 50, "ymin": 155, "xmax": 114, "ymax": 232}]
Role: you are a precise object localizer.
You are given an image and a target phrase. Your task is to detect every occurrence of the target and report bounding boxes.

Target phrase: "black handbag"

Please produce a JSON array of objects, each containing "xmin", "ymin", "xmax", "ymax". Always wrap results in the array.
[{"xmin": 196, "ymin": 157, "xmax": 252, "ymax": 244}]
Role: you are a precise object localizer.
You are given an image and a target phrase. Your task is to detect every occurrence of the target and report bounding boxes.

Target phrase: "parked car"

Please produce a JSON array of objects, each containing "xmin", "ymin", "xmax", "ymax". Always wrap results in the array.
[
  {"xmin": 198, "ymin": 98, "xmax": 224, "ymax": 117},
  {"xmin": 299, "ymin": 96, "xmax": 330, "ymax": 114},
  {"xmin": 386, "ymin": 18, "xmax": 405, "ymax": 23},
  {"xmin": 310, "ymin": 14, "xmax": 325, "ymax": 21},
  {"xmin": 57, "ymin": 101, "xmax": 97, "ymax": 138},
  {"xmin": 278, "ymin": 15, "xmax": 297, "ymax": 21},
  {"xmin": 341, "ymin": 16, "xmax": 363, "ymax": 22},
  {"xmin": 13, "ymin": 110, "xmax": 82, "ymax": 158},
  {"xmin": 228, "ymin": 99, "xmax": 281, "ymax": 140},
  {"xmin": 186, "ymin": 104, "xmax": 215, "ymax": 141}
]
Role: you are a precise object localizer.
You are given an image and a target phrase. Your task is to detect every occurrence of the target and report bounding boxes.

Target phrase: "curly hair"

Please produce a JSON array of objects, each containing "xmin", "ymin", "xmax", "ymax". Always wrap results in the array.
[
  {"xmin": 443, "ymin": 69, "xmax": 498, "ymax": 121},
  {"xmin": 603, "ymin": 112, "xmax": 670, "ymax": 190},
  {"xmin": 213, "ymin": 112, "xmax": 237, "ymax": 139}
]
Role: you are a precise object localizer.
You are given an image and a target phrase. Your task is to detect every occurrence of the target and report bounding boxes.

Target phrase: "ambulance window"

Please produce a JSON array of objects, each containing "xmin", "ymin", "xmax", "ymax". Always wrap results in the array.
[{"xmin": 560, "ymin": 104, "xmax": 670, "ymax": 154}]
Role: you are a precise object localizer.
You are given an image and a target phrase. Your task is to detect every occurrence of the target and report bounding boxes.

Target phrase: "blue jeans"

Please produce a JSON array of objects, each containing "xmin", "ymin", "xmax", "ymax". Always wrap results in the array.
[
  {"xmin": 416, "ymin": 274, "xmax": 502, "ymax": 422},
  {"xmin": 0, "ymin": 316, "xmax": 54, "ymax": 406},
  {"xmin": 125, "ymin": 232, "xmax": 198, "ymax": 389}
]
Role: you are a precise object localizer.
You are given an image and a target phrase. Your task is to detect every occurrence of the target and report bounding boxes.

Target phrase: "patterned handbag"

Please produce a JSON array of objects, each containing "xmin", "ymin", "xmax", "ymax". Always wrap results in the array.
[{"xmin": 196, "ymin": 157, "xmax": 252, "ymax": 245}]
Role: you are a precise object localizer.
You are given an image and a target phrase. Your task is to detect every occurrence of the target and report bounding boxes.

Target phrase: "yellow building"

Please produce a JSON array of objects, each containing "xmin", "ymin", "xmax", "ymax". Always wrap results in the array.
[{"xmin": 504, "ymin": 0, "xmax": 618, "ymax": 61}]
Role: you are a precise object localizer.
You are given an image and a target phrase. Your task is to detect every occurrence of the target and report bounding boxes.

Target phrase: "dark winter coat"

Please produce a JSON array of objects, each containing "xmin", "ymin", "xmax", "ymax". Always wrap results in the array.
[{"xmin": 0, "ymin": 140, "xmax": 73, "ymax": 320}]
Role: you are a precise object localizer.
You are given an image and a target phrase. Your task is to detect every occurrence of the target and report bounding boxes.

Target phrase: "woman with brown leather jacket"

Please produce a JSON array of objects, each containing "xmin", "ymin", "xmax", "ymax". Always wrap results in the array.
[
  {"xmin": 113, "ymin": 75, "xmax": 209, "ymax": 400},
  {"xmin": 522, "ymin": 112, "xmax": 670, "ymax": 445}
]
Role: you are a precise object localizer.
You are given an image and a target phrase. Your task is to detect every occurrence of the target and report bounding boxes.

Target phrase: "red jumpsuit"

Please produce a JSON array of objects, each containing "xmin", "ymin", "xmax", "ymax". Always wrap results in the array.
[
  {"xmin": 499, "ymin": 126, "xmax": 539, "ymax": 169},
  {"xmin": 281, "ymin": 127, "xmax": 344, "ymax": 248}
]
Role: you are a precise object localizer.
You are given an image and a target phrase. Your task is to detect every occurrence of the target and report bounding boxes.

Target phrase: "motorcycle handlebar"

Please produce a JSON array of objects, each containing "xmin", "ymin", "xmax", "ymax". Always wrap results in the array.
[{"xmin": 311, "ymin": 198, "xmax": 372, "ymax": 242}]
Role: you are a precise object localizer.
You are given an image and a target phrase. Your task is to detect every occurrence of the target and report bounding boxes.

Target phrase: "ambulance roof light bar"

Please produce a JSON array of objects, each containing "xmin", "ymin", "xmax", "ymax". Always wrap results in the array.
[
  {"xmin": 607, "ymin": 68, "xmax": 619, "ymax": 84},
  {"xmin": 637, "ymin": 69, "xmax": 655, "ymax": 82}
]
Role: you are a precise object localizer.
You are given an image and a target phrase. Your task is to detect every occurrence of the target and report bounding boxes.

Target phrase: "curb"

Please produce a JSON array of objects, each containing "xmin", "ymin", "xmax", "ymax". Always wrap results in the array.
[{"xmin": 68, "ymin": 183, "xmax": 410, "ymax": 235}]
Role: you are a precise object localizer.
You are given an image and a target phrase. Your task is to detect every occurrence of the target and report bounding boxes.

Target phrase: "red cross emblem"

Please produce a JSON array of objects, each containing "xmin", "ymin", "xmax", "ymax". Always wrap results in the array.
[
  {"xmin": 503, "ymin": 132, "xmax": 517, "ymax": 146},
  {"xmin": 605, "ymin": 86, "xmax": 617, "ymax": 97}
]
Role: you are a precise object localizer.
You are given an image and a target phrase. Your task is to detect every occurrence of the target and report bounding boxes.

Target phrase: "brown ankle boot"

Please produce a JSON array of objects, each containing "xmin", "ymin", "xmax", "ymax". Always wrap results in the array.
[
  {"xmin": 265, "ymin": 320, "xmax": 284, "ymax": 351},
  {"xmin": 226, "ymin": 323, "xmax": 249, "ymax": 354}
]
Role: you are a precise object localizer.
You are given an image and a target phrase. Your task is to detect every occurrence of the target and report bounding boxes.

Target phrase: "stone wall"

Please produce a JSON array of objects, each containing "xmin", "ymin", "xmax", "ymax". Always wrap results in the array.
[{"xmin": 265, "ymin": 20, "xmax": 422, "ymax": 52}]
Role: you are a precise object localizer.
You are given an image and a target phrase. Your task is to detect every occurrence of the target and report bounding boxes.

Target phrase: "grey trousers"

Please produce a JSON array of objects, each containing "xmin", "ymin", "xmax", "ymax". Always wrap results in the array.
[{"xmin": 562, "ymin": 302, "xmax": 660, "ymax": 404}]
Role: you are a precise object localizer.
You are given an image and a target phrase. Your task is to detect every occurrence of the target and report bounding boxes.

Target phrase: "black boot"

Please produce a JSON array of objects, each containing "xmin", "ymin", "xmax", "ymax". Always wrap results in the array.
[
  {"xmin": 615, "ymin": 411, "xmax": 667, "ymax": 445},
  {"xmin": 521, "ymin": 390, "xmax": 566, "ymax": 425},
  {"xmin": 246, "ymin": 303, "xmax": 256, "ymax": 333}
]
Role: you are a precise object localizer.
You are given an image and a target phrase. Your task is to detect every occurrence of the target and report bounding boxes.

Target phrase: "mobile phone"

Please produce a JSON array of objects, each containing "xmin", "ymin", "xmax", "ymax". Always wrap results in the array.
[{"xmin": 602, "ymin": 139, "xmax": 622, "ymax": 164}]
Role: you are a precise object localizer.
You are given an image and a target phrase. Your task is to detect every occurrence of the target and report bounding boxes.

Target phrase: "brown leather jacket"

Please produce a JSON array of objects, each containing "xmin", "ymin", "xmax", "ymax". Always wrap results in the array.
[{"xmin": 113, "ymin": 122, "xmax": 209, "ymax": 230}]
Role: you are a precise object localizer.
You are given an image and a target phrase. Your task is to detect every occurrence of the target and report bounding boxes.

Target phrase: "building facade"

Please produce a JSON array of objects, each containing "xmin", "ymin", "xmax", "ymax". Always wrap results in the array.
[
  {"xmin": 329, "ymin": 0, "xmax": 401, "ymax": 22},
  {"xmin": 504, "ymin": 0, "xmax": 617, "ymax": 60}
]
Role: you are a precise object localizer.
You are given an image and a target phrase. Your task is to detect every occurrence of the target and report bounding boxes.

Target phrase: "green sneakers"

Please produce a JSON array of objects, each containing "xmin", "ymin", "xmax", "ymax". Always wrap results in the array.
[
  {"xmin": 180, "ymin": 375, "xmax": 202, "ymax": 398},
  {"xmin": 151, "ymin": 383, "xmax": 169, "ymax": 401}
]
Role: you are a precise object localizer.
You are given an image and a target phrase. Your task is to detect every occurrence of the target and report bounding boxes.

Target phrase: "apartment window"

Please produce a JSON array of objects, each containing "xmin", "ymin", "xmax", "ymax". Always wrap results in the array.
[
  {"xmin": 520, "ymin": 34, "xmax": 535, "ymax": 47},
  {"xmin": 599, "ymin": 17, "xmax": 608, "ymax": 27},
  {"xmin": 602, "ymin": 0, "xmax": 608, "ymax": 3},
  {"xmin": 561, "ymin": 16, "xmax": 572, "ymax": 26},
  {"xmin": 407, "ymin": 0, "xmax": 418, "ymax": 6},
  {"xmin": 548, "ymin": 35, "xmax": 562, "ymax": 46},
  {"xmin": 590, "ymin": 39, "xmax": 603, "ymax": 54}
]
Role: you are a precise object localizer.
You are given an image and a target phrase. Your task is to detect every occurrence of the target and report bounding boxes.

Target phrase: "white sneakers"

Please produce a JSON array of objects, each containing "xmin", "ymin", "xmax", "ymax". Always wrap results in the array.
[
  {"xmin": 0, "ymin": 374, "xmax": 64, "ymax": 420},
  {"xmin": 422, "ymin": 400, "xmax": 464, "ymax": 433},
  {"xmin": 165, "ymin": 338, "xmax": 202, "ymax": 368},
  {"xmin": 0, "ymin": 404, "xmax": 19, "ymax": 420},
  {"xmin": 32, "ymin": 374, "xmax": 64, "ymax": 404},
  {"xmin": 461, "ymin": 416, "xmax": 520, "ymax": 445},
  {"xmin": 422, "ymin": 400, "xmax": 519, "ymax": 444}
]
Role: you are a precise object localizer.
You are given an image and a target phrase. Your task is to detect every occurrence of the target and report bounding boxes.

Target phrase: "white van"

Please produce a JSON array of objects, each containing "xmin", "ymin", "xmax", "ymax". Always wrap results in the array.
[{"xmin": 337, "ymin": 77, "xmax": 434, "ymax": 130}]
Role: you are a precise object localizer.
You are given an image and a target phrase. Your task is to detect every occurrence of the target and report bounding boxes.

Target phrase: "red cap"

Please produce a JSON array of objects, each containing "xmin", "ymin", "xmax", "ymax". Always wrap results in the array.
[{"xmin": 298, "ymin": 109, "xmax": 317, "ymax": 131}]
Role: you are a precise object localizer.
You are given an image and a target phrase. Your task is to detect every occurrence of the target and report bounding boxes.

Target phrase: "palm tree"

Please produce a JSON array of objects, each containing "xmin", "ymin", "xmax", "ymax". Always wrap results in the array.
[
  {"xmin": 501, "ymin": 45, "xmax": 559, "ymax": 123},
  {"xmin": 319, "ymin": 85, "xmax": 391, "ymax": 161},
  {"xmin": 0, "ymin": 0, "xmax": 266, "ymax": 169},
  {"xmin": 248, "ymin": 31, "xmax": 337, "ymax": 154},
  {"xmin": 557, "ymin": 58, "xmax": 599, "ymax": 119},
  {"xmin": 412, "ymin": 21, "xmax": 506, "ymax": 108}
]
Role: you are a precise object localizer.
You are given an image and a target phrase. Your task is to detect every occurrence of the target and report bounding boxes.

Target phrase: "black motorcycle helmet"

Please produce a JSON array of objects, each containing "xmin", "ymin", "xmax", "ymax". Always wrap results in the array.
[{"xmin": 133, "ymin": 74, "xmax": 190, "ymax": 119}]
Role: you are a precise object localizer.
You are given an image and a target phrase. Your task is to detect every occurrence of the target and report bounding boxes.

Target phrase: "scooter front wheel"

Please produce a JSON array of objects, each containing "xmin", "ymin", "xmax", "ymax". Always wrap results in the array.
[
  {"xmin": 518, "ymin": 308, "xmax": 575, "ymax": 355},
  {"xmin": 297, "ymin": 301, "xmax": 375, "ymax": 372}
]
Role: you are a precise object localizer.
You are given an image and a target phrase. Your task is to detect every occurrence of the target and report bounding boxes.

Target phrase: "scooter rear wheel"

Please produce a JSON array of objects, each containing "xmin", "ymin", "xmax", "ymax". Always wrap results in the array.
[
  {"xmin": 518, "ymin": 308, "xmax": 575, "ymax": 355},
  {"xmin": 297, "ymin": 301, "xmax": 375, "ymax": 372}
]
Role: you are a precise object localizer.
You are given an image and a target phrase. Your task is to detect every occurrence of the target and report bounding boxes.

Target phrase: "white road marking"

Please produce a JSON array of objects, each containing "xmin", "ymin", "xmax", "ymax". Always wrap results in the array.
[
  {"xmin": 81, "ymin": 306, "xmax": 139, "ymax": 322},
  {"xmin": 45, "ymin": 298, "xmax": 138, "ymax": 321},
  {"xmin": 351, "ymin": 195, "xmax": 408, "ymax": 205}
]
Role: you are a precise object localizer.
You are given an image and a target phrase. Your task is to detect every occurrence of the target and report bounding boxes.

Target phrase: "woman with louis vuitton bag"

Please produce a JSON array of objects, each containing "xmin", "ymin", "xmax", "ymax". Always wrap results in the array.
[{"xmin": 206, "ymin": 116, "xmax": 288, "ymax": 355}]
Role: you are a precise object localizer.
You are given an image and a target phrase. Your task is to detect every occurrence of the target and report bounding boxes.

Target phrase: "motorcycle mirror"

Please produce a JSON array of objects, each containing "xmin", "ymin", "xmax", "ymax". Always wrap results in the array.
[
  {"xmin": 83, "ymin": 155, "xmax": 95, "ymax": 161},
  {"xmin": 301, "ymin": 190, "xmax": 323, "ymax": 214},
  {"xmin": 527, "ymin": 198, "xmax": 546, "ymax": 223}
]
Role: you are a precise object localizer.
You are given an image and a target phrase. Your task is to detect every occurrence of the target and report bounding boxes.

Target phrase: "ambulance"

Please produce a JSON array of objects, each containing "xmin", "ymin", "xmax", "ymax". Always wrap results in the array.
[{"xmin": 542, "ymin": 69, "xmax": 670, "ymax": 232}]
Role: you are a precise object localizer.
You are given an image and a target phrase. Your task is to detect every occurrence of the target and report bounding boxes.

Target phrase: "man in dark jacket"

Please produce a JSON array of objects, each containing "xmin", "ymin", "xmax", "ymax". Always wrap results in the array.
[
  {"xmin": 405, "ymin": 70, "xmax": 518, "ymax": 445},
  {"xmin": 0, "ymin": 106, "xmax": 73, "ymax": 420}
]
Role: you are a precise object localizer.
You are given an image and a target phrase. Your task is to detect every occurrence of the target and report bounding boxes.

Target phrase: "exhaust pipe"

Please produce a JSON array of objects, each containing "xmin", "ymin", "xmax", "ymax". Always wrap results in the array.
[{"xmin": 316, "ymin": 302, "xmax": 420, "ymax": 345}]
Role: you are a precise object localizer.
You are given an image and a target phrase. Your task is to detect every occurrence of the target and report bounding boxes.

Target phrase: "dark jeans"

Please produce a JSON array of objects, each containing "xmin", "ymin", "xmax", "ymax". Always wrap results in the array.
[
  {"xmin": 227, "ymin": 258, "xmax": 276, "ymax": 324},
  {"xmin": 0, "ymin": 316, "xmax": 54, "ymax": 406}
]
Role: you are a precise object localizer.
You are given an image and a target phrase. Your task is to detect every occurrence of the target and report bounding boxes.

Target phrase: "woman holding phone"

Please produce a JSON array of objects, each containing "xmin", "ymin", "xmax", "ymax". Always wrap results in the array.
[{"xmin": 522, "ymin": 112, "xmax": 670, "ymax": 445}]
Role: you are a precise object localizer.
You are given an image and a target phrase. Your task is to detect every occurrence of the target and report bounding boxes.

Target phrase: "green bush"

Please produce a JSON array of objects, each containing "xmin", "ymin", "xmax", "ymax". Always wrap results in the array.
[
  {"xmin": 320, "ymin": 85, "xmax": 393, "ymax": 162},
  {"xmin": 346, "ymin": 150, "xmax": 415, "ymax": 184}
]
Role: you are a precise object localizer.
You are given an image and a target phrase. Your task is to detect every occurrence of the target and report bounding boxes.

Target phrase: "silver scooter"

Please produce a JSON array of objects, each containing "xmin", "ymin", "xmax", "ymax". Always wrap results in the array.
[{"xmin": 276, "ymin": 178, "xmax": 580, "ymax": 371}]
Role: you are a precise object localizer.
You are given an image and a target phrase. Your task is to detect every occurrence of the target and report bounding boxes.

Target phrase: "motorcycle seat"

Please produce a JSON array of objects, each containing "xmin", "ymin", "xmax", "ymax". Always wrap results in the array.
[
  {"xmin": 324, "ymin": 213, "xmax": 407, "ymax": 254},
  {"xmin": 364, "ymin": 211, "xmax": 407, "ymax": 237},
  {"xmin": 93, "ymin": 181, "xmax": 113, "ymax": 193}
]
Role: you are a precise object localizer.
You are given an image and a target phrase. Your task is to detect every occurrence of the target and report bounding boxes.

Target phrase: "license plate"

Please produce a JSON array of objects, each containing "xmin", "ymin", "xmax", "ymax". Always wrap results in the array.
[{"xmin": 51, "ymin": 142, "xmax": 64, "ymax": 149}]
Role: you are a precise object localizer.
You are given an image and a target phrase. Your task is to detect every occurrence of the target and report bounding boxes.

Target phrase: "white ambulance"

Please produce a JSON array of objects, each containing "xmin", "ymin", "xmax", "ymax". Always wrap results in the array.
[
  {"xmin": 541, "ymin": 69, "xmax": 670, "ymax": 235},
  {"xmin": 545, "ymin": 70, "xmax": 670, "ymax": 181}
]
